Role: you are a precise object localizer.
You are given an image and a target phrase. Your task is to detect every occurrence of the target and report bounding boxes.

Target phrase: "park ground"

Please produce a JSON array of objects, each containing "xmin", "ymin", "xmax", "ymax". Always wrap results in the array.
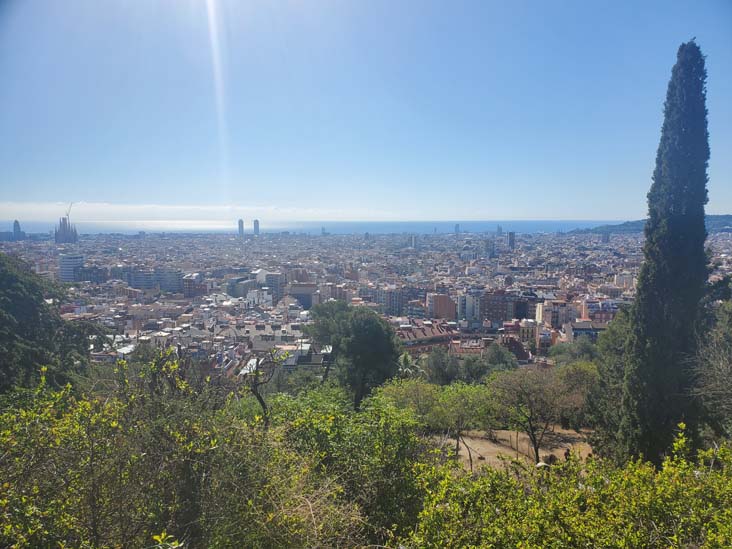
[{"xmin": 451, "ymin": 427, "xmax": 593, "ymax": 470}]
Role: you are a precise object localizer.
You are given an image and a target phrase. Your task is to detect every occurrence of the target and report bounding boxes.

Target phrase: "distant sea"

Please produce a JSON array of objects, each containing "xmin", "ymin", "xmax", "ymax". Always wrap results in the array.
[
  {"xmin": 282, "ymin": 220, "xmax": 619, "ymax": 235},
  {"xmin": 4, "ymin": 219, "xmax": 621, "ymax": 236}
]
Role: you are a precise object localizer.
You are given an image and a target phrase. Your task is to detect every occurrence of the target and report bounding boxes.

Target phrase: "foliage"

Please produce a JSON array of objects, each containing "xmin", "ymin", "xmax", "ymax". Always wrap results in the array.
[
  {"xmin": 489, "ymin": 364, "xmax": 597, "ymax": 463},
  {"xmin": 548, "ymin": 335, "xmax": 598, "ymax": 366},
  {"xmin": 482, "ymin": 342, "xmax": 519, "ymax": 372},
  {"xmin": 403, "ymin": 429, "xmax": 732, "ymax": 548},
  {"xmin": 269, "ymin": 385, "xmax": 431, "ymax": 542},
  {"xmin": 308, "ymin": 302, "xmax": 400, "ymax": 408},
  {"xmin": 264, "ymin": 363, "xmax": 322, "ymax": 396},
  {"xmin": 431, "ymin": 383, "xmax": 496, "ymax": 469},
  {"xmin": 620, "ymin": 41, "xmax": 710, "ymax": 465},
  {"xmin": 0, "ymin": 345, "xmax": 730, "ymax": 547},
  {"xmin": 424, "ymin": 346, "xmax": 461, "ymax": 385},
  {"xmin": 490, "ymin": 367, "xmax": 562, "ymax": 462},
  {"xmin": 555, "ymin": 360, "xmax": 599, "ymax": 430},
  {"xmin": 0, "ymin": 354, "xmax": 365, "ymax": 548},
  {"xmin": 377, "ymin": 378, "xmax": 441, "ymax": 428},
  {"xmin": 424, "ymin": 343, "xmax": 516, "ymax": 386},
  {"xmin": 0, "ymin": 253, "xmax": 95, "ymax": 392},
  {"xmin": 589, "ymin": 307, "xmax": 631, "ymax": 461},
  {"xmin": 378, "ymin": 379, "xmax": 496, "ymax": 469},
  {"xmin": 396, "ymin": 351, "xmax": 426, "ymax": 379},
  {"xmin": 337, "ymin": 307, "xmax": 400, "ymax": 408},
  {"xmin": 694, "ymin": 301, "xmax": 732, "ymax": 438}
]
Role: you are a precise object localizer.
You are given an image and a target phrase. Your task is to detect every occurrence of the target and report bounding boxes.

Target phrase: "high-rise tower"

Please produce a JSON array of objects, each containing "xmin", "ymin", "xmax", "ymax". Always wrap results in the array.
[
  {"xmin": 238, "ymin": 219, "xmax": 244, "ymax": 238},
  {"xmin": 12, "ymin": 220, "xmax": 25, "ymax": 241},
  {"xmin": 253, "ymin": 219, "xmax": 260, "ymax": 236}
]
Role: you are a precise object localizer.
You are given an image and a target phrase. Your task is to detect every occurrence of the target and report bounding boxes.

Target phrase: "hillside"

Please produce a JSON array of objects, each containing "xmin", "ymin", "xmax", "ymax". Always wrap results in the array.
[{"xmin": 576, "ymin": 214, "xmax": 732, "ymax": 234}]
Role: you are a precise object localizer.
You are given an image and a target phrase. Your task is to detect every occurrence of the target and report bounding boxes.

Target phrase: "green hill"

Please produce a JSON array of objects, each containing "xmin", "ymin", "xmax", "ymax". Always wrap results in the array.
[{"xmin": 578, "ymin": 214, "xmax": 732, "ymax": 234}]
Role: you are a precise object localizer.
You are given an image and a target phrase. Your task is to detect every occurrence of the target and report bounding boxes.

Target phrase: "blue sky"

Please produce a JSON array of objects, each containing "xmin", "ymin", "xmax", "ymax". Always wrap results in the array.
[{"xmin": 1, "ymin": 0, "xmax": 731, "ymax": 226}]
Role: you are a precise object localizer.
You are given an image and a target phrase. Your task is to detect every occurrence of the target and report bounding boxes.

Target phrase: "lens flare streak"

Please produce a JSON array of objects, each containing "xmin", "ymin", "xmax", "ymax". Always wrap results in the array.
[{"xmin": 205, "ymin": 0, "xmax": 230, "ymax": 196}]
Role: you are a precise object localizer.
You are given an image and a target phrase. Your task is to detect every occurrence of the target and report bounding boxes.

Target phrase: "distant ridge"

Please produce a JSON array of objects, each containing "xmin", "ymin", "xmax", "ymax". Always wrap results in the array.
[{"xmin": 574, "ymin": 214, "xmax": 732, "ymax": 234}]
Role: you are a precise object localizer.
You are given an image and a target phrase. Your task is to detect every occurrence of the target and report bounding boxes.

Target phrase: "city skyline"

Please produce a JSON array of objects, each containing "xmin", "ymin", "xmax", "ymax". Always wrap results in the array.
[{"xmin": 1, "ymin": 1, "xmax": 731, "ymax": 222}]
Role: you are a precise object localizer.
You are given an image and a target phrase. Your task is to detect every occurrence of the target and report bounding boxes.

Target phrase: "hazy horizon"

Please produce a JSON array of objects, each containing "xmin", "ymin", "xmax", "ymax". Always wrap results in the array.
[{"xmin": 2, "ymin": 216, "xmax": 622, "ymax": 235}]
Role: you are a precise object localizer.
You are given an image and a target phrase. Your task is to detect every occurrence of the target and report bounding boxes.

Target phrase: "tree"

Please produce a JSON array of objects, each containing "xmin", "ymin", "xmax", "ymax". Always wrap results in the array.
[
  {"xmin": 554, "ymin": 360, "xmax": 599, "ymax": 430},
  {"xmin": 396, "ymin": 352, "xmax": 426, "ymax": 379},
  {"xmin": 619, "ymin": 41, "xmax": 710, "ymax": 465},
  {"xmin": 455, "ymin": 345, "xmax": 517, "ymax": 385},
  {"xmin": 271, "ymin": 385, "xmax": 429, "ymax": 542},
  {"xmin": 377, "ymin": 379, "xmax": 441, "ymax": 427},
  {"xmin": 431, "ymin": 383, "xmax": 495, "ymax": 470},
  {"xmin": 490, "ymin": 367, "xmax": 561, "ymax": 463},
  {"xmin": 548, "ymin": 335, "xmax": 598, "ymax": 366},
  {"xmin": 307, "ymin": 303, "xmax": 400, "ymax": 407},
  {"xmin": 338, "ymin": 307, "xmax": 400, "ymax": 409},
  {"xmin": 244, "ymin": 351, "xmax": 279, "ymax": 428},
  {"xmin": 483, "ymin": 342, "xmax": 519, "ymax": 372},
  {"xmin": 589, "ymin": 308, "xmax": 632, "ymax": 461},
  {"xmin": 306, "ymin": 300, "xmax": 351, "ymax": 383},
  {"xmin": 424, "ymin": 347, "xmax": 460, "ymax": 385},
  {"xmin": 694, "ymin": 301, "xmax": 732, "ymax": 437}
]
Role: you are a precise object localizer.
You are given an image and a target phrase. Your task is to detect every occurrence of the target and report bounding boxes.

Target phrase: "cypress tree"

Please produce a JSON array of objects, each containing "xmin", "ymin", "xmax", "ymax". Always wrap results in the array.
[{"xmin": 619, "ymin": 40, "xmax": 710, "ymax": 465}]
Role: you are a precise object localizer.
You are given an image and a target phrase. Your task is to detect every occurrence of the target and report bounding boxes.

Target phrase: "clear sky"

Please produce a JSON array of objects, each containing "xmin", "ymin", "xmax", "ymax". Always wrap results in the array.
[{"xmin": 1, "ymin": 0, "xmax": 731, "ymax": 226}]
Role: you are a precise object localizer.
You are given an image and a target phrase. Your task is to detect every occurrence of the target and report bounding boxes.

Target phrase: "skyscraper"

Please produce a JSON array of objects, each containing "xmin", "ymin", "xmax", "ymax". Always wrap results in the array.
[
  {"xmin": 253, "ymin": 219, "xmax": 260, "ymax": 236},
  {"xmin": 238, "ymin": 219, "xmax": 244, "ymax": 238},
  {"xmin": 454, "ymin": 223, "xmax": 460, "ymax": 234},
  {"xmin": 12, "ymin": 220, "xmax": 25, "ymax": 241},
  {"xmin": 508, "ymin": 232, "xmax": 516, "ymax": 250}
]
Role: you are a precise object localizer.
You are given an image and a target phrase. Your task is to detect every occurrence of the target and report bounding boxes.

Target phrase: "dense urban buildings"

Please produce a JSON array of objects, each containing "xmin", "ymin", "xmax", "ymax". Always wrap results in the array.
[{"xmin": 7, "ymin": 222, "xmax": 731, "ymax": 370}]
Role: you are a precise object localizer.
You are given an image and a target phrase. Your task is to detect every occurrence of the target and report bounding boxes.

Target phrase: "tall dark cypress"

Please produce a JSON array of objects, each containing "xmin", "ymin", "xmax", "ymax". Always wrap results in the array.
[{"xmin": 619, "ymin": 41, "xmax": 710, "ymax": 465}]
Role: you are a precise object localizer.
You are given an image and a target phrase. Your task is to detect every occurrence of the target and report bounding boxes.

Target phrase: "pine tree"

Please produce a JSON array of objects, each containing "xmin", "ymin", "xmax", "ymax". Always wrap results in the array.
[{"xmin": 619, "ymin": 41, "xmax": 709, "ymax": 465}]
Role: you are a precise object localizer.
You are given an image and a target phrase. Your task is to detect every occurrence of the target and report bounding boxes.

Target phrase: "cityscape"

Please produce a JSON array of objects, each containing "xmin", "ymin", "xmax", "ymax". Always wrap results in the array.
[
  {"xmin": 3, "ymin": 212, "xmax": 732, "ymax": 372},
  {"xmin": 1, "ymin": 1, "xmax": 732, "ymax": 547}
]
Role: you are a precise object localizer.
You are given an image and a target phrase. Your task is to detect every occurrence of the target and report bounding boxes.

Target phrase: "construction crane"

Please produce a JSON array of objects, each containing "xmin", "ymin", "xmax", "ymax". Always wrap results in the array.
[{"xmin": 65, "ymin": 202, "xmax": 73, "ymax": 219}]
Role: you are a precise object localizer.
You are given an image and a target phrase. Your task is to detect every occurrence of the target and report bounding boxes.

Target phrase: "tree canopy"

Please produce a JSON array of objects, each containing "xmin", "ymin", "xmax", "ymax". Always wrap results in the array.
[
  {"xmin": 0, "ymin": 253, "xmax": 94, "ymax": 392},
  {"xmin": 619, "ymin": 40, "xmax": 710, "ymax": 465}
]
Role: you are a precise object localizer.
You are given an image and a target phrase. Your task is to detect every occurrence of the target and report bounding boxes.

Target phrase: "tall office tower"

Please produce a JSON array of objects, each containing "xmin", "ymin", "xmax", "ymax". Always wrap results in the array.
[
  {"xmin": 485, "ymin": 238, "xmax": 496, "ymax": 258},
  {"xmin": 508, "ymin": 231, "xmax": 516, "ymax": 250},
  {"xmin": 253, "ymin": 219, "xmax": 260, "ymax": 236},
  {"xmin": 55, "ymin": 216, "xmax": 78, "ymax": 244},
  {"xmin": 12, "ymin": 220, "xmax": 25, "ymax": 241},
  {"xmin": 238, "ymin": 219, "xmax": 244, "ymax": 238},
  {"xmin": 58, "ymin": 254, "xmax": 84, "ymax": 282},
  {"xmin": 454, "ymin": 223, "xmax": 460, "ymax": 234},
  {"xmin": 496, "ymin": 224, "xmax": 503, "ymax": 236},
  {"xmin": 601, "ymin": 232, "xmax": 611, "ymax": 244}
]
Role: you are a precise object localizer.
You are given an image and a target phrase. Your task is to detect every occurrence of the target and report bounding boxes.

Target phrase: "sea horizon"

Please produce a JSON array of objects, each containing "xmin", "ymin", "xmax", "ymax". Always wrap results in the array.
[{"xmin": 2, "ymin": 219, "xmax": 623, "ymax": 236}]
